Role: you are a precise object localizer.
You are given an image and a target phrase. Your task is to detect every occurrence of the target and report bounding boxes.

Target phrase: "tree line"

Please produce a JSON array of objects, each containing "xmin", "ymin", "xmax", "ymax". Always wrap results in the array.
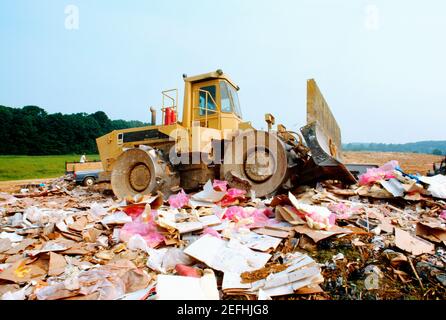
[
  {"xmin": 343, "ymin": 141, "xmax": 446, "ymax": 155},
  {"xmin": 0, "ymin": 105, "xmax": 148, "ymax": 155}
]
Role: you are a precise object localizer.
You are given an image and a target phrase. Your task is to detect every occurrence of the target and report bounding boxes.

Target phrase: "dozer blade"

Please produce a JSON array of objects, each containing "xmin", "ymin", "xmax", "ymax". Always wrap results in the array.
[{"xmin": 300, "ymin": 79, "xmax": 356, "ymax": 184}]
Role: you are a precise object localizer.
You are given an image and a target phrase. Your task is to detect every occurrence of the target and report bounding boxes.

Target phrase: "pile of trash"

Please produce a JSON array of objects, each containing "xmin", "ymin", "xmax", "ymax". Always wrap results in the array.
[{"xmin": 0, "ymin": 161, "xmax": 445, "ymax": 300}]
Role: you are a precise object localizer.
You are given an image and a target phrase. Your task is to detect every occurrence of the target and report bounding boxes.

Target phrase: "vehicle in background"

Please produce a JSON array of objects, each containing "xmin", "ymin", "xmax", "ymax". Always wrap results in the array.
[
  {"xmin": 65, "ymin": 160, "xmax": 103, "ymax": 174},
  {"xmin": 72, "ymin": 170, "xmax": 103, "ymax": 186},
  {"xmin": 428, "ymin": 156, "xmax": 446, "ymax": 176}
]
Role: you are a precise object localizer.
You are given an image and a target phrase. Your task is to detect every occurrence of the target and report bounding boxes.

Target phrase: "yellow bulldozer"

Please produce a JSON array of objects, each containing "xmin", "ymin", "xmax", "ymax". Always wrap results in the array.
[{"xmin": 96, "ymin": 69, "xmax": 355, "ymax": 199}]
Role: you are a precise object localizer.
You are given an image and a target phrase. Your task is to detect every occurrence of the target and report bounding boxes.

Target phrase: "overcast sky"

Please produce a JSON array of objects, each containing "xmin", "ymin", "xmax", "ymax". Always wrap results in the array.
[{"xmin": 1, "ymin": 0, "xmax": 445, "ymax": 143}]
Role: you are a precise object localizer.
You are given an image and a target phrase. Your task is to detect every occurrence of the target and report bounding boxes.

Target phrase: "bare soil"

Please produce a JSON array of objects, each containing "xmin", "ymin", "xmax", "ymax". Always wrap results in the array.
[
  {"xmin": 343, "ymin": 152, "xmax": 444, "ymax": 175},
  {"xmin": 0, "ymin": 178, "xmax": 56, "ymax": 193}
]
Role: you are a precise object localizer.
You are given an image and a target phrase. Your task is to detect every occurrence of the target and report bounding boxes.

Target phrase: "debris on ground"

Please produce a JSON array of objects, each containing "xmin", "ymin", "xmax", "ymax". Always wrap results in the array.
[{"xmin": 0, "ymin": 161, "xmax": 445, "ymax": 300}]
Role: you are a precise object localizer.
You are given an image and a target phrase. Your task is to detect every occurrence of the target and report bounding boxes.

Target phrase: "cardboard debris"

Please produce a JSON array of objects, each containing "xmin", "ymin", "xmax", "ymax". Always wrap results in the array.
[
  {"xmin": 0, "ymin": 259, "xmax": 48, "ymax": 283},
  {"xmin": 0, "ymin": 238, "xmax": 12, "ymax": 253},
  {"xmin": 184, "ymin": 235, "xmax": 271, "ymax": 274},
  {"xmin": 253, "ymin": 227, "xmax": 293, "ymax": 239},
  {"xmin": 294, "ymin": 225, "xmax": 352, "ymax": 243},
  {"xmin": 68, "ymin": 215, "xmax": 89, "ymax": 232},
  {"xmin": 101, "ymin": 211, "xmax": 132, "ymax": 225},
  {"xmin": 26, "ymin": 240, "xmax": 69, "ymax": 256},
  {"xmin": 275, "ymin": 206, "xmax": 306, "ymax": 225},
  {"xmin": 116, "ymin": 286, "xmax": 155, "ymax": 300},
  {"xmin": 156, "ymin": 269, "xmax": 219, "ymax": 300},
  {"xmin": 380, "ymin": 179, "xmax": 405, "ymax": 198},
  {"xmin": 419, "ymin": 175, "xmax": 446, "ymax": 199},
  {"xmin": 146, "ymin": 247, "xmax": 194, "ymax": 273},
  {"xmin": 5, "ymin": 238, "xmax": 37, "ymax": 255},
  {"xmin": 226, "ymin": 231, "xmax": 283, "ymax": 252},
  {"xmin": 0, "ymin": 232, "xmax": 23, "ymax": 243},
  {"xmin": 288, "ymin": 192, "xmax": 335, "ymax": 230},
  {"xmin": 48, "ymin": 252, "xmax": 67, "ymax": 276},
  {"xmin": 191, "ymin": 180, "xmax": 226, "ymax": 203},
  {"xmin": 395, "ymin": 228, "xmax": 435, "ymax": 256},
  {"xmin": 357, "ymin": 184, "xmax": 394, "ymax": 199},
  {"xmin": 1, "ymin": 164, "xmax": 446, "ymax": 301},
  {"xmin": 416, "ymin": 220, "xmax": 446, "ymax": 245},
  {"xmin": 222, "ymin": 252, "xmax": 323, "ymax": 297},
  {"xmin": 158, "ymin": 212, "xmax": 221, "ymax": 234}
]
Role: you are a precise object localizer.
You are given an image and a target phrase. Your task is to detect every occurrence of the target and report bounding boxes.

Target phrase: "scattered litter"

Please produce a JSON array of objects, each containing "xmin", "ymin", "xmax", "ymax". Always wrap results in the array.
[
  {"xmin": 289, "ymin": 192, "xmax": 335, "ymax": 230},
  {"xmin": 184, "ymin": 235, "xmax": 271, "ymax": 274},
  {"xmin": 1, "ymin": 162, "xmax": 445, "ymax": 300},
  {"xmin": 0, "ymin": 232, "xmax": 23, "ymax": 243},
  {"xmin": 101, "ymin": 211, "xmax": 132, "ymax": 225},
  {"xmin": 223, "ymin": 252, "xmax": 323, "ymax": 297},
  {"xmin": 419, "ymin": 175, "xmax": 446, "ymax": 199},
  {"xmin": 191, "ymin": 180, "xmax": 226, "ymax": 203},
  {"xmin": 156, "ymin": 269, "xmax": 219, "ymax": 300},
  {"xmin": 359, "ymin": 161, "xmax": 398, "ymax": 186},
  {"xmin": 168, "ymin": 190, "xmax": 190, "ymax": 209},
  {"xmin": 395, "ymin": 228, "xmax": 435, "ymax": 256}
]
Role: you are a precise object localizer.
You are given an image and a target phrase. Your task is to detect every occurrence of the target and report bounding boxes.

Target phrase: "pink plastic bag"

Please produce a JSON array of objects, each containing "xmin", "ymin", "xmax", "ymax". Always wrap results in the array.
[
  {"xmin": 359, "ymin": 160, "xmax": 398, "ymax": 185},
  {"xmin": 227, "ymin": 188, "xmax": 246, "ymax": 198},
  {"xmin": 212, "ymin": 180, "xmax": 228, "ymax": 192},
  {"xmin": 168, "ymin": 190, "xmax": 189, "ymax": 209},
  {"xmin": 222, "ymin": 206, "xmax": 246, "ymax": 222},
  {"xmin": 120, "ymin": 215, "xmax": 165, "ymax": 248},
  {"xmin": 306, "ymin": 210, "xmax": 336, "ymax": 228},
  {"xmin": 440, "ymin": 210, "xmax": 446, "ymax": 221},
  {"xmin": 248, "ymin": 209, "xmax": 271, "ymax": 228},
  {"xmin": 175, "ymin": 264, "xmax": 201, "ymax": 278},
  {"xmin": 328, "ymin": 202, "xmax": 360, "ymax": 219},
  {"xmin": 221, "ymin": 206, "xmax": 271, "ymax": 228},
  {"xmin": 122, "ymin": 204, "xmax": 146, "ymax": 220},
  {"xmin": 219, "ymin": 188, "xmax": 247, "ymax": 207},
  {"xmin": 202, "ymin": 227, "xmax": 222, "ymax": 239}
]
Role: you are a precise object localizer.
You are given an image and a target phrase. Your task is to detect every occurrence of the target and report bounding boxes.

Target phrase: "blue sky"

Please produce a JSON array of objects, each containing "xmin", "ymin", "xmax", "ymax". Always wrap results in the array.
[{"xmin": 1, "ymin": 0, "xmax": 445, "ymax": 143}]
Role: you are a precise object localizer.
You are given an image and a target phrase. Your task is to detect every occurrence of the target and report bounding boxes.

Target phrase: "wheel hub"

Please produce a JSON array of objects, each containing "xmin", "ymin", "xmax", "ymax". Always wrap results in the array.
[
  {"xmin": 129, "ymin": 164, "xmax": 151, "ymax": 192},
  {"xmin": 244, "ymin": 149, "xmax": 275, "ymax": 182}
]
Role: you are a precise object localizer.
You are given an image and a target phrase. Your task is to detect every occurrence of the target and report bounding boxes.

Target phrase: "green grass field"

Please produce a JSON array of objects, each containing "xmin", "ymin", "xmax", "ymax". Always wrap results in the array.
[{"xmin": 0, "ymin": 155, "xmax": 100, "ymax": 181}]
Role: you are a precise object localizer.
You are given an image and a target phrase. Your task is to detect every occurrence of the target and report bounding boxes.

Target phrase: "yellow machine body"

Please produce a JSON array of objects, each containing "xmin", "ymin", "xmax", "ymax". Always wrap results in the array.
[{"xmin": 96, "ymin": 70, "xmax": 354, "ymax": 199}]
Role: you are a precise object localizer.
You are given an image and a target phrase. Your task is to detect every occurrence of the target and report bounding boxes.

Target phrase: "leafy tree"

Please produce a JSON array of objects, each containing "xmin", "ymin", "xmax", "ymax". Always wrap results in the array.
[
  {"xmin": 343, "ymin": 141, "xmax": 446, "ymax": 155},
  {"xmin": 0, "ymin": 105, "xmax": 148, "ymax": 155}
]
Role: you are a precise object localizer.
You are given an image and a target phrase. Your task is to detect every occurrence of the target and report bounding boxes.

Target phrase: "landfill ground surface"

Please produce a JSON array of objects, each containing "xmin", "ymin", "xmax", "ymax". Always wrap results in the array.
[
  {"xmin": 0, "ymin": 159, "xmax": 445, "ymax": 300},
  {"xmin": 343, "ymin": 152, "xmax": 443, "ymax": 175}
]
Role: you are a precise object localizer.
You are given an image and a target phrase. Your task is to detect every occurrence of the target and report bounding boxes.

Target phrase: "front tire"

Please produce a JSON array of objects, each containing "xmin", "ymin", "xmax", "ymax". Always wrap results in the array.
[{"xmin": 83, "ymin": 177, "xmax": 95, "ymax": 187}]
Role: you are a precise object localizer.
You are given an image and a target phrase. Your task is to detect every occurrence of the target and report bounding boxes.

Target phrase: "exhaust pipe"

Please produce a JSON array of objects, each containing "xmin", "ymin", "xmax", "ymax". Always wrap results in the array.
[{"xmin": 150, "ymin": 107, "xmax": 156, "ymax": 125}]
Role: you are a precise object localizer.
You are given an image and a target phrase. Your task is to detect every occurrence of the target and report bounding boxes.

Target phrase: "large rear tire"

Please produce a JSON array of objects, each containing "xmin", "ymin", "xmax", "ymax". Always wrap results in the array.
[{"xmin": 221, "ymin": 130, "xmax": 290, "ymax": 197}]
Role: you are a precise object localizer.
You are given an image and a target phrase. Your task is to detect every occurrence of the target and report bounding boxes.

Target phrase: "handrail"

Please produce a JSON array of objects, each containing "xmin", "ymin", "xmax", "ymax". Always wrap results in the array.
[
  {"xmin": 162, "ymin": 89, "xmax": 178, "ymax": 108},
  {"xmin": 193, "ymin": 89, "xmax": 220, "ymax": 129},
  {"xmin": 162, "ymin": 89, "xmax": 178, "ymax": 125}
]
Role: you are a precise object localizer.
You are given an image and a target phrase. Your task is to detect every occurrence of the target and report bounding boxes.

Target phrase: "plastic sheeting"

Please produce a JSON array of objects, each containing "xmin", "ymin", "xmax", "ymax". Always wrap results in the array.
[
  {"xmin": 120, "ymin": 214, "xmax": 165, "ymax": 248},
  {"xmin": 168, "ymin": 190, "xmax": 190, "ymax": 209},
  {"xmin": 359, "ymin": 160, "xmax": 399, "ymax": 186}
]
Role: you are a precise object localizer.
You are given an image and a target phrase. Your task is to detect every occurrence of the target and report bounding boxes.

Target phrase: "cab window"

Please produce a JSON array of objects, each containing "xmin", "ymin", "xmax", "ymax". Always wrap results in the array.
[
  {"xmin": 229, "ymin": 85, "xmax": 242, "ymax": 118},
  {"xmin": 199, "ymin": 85, "xmax": 216, "ymax": 116},
  {"xmin": 220, "ymin": 82, "xmax": 232, "ymax": 113}
]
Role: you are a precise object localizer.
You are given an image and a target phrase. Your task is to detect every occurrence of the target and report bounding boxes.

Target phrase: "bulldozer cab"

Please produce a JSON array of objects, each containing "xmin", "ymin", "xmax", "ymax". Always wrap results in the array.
[{"xmin": 183, "ymin": 70, "xmax": 244, "ymax": 132}]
